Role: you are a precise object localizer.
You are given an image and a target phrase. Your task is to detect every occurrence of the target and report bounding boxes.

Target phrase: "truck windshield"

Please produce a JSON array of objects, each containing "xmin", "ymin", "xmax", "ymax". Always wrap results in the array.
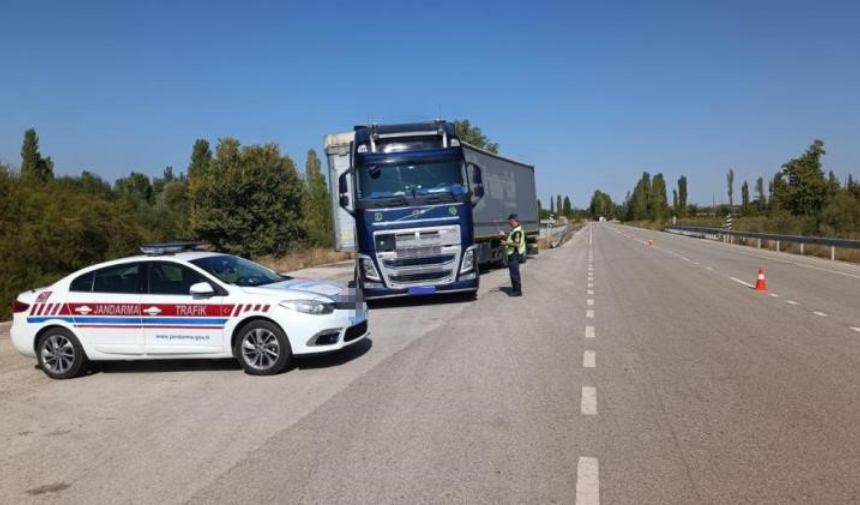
[{"xmin": 357, "ymin": 161, "xmax": 466, "ymax": 201}]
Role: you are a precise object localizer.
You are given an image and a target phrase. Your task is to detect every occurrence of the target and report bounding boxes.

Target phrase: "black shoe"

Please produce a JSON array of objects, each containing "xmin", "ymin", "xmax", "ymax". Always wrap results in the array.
[{"xmin": 511, "ymin": 291, "xmax": 523, "ymax": 297}]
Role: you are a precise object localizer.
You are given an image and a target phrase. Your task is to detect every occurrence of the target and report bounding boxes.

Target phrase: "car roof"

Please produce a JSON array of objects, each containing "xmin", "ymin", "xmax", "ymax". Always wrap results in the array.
[{"xmin": 73, "ymin": 251, "xmax": 229, "ymax": 273}]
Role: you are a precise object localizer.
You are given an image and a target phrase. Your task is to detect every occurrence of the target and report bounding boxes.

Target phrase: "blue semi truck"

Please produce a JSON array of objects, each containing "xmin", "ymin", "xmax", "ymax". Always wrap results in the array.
[{"xmin": 324, "ymin": 121, "xmax": 538, "ymax": 299}]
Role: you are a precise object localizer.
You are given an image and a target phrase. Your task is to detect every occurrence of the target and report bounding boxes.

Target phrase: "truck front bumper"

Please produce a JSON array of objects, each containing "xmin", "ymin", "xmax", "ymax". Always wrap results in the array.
[{"xmin": 362, "ymin": 277, "xmax": 479, "ymax": 299}]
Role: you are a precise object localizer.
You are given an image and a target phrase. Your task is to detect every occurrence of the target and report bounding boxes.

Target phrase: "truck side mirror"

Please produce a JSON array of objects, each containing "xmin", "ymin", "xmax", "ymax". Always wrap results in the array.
[
  {"xmin": 338, "ymin": 172, "xmax": 354, "ymax": 215},
  {"xmin": 468, "ymin": 163, "xmax": 485, "ymax": 201}
]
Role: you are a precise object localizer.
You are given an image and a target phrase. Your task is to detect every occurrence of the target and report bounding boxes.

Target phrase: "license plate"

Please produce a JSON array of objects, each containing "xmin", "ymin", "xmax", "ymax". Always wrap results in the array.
[{"xmin": 408, "ymin": 287, "xmax": 436, "ymax": 295}]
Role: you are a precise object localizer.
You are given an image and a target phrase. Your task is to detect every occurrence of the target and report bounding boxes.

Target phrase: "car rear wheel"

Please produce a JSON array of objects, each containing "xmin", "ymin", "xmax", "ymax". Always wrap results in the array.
[
  {"xmin": 37, "ymin": 328, "xmax": 89, "ymax": 380},
  {"xmin": 235, "ymin": 321, "xmax": 292, "ymax": 376}
]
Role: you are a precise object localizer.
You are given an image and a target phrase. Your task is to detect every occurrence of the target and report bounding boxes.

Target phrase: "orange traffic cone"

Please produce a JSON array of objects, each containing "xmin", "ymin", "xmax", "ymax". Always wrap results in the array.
[{"xmin": 754, "ymin": 268, "xmax": 768, "ymax": 292}]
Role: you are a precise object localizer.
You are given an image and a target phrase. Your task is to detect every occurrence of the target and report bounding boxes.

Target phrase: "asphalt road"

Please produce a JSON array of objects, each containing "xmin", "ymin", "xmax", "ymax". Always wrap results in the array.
[{"xmin": 2, "ymin": 224, "xmax": 860, "ymax": 504}]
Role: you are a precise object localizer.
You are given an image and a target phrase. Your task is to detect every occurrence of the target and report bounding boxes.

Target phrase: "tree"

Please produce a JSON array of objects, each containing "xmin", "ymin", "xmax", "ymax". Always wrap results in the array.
[
  {"xmin": 549, "ymin": 195, "xmax": 555, "ymax": 214},
  {"xmin": 188, "ymin": 139, "xmax": 212, "ymax": 179},
  {"xmin": 727, "ymin": 169, "xmax": 735, "ymax": 208},
  {"xmin": 190, "ymin": 138, "xmax": 307, "ymax": 257},
  {"xmin": 741, "ymin": 180, "xmax": 750, "ymax": 214},
  {"xmin": 589, "ymin": 190, "xmax": 614, "ymax": 219},
  {"xmin": 556, "ymin": 195, "xmax": 563, "ymax": 218},
  {"xmin": 20, "ymin": 128, "xmax": 54, "ymax": 183},
  {"xmin": 302, "ymin": 149, "xmax": 333, "ymax": 247},
  {"xmin": 780, "ymin": 139, "xmax": 827, "ymax": 216},
  {"xmin": 755, "ymin": 176, "xmax": 766, "ymax": 212},
  {"xmin": 677, "ymin": 175, "xmax": 688, "ymax": 217},
  {"xmin": 649, "ymin": 173, "xmax": 669, "ymax": 220},
  {"xmin": 672, "ymin": 189, "xmax": 678, "ymax": 215},
  {"xmin": 562, "ymin": 196, "xmax": 572, "ymax": 217},
  {"xmin": 453, "ymin": 120, "xmax": 499, "ymax": 154},
  {"xmin": 115, "ymin": 172, "xmax": 154, "ymax": 203}
]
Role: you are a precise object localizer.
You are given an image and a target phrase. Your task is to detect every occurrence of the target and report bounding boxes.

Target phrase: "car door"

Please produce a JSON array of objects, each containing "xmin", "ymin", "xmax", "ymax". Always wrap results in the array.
[
  {"xmin": 67, "ymin": 263, "xmax": 144, "ymax": 355},
  {"xmin": 140, "ymin": 261, "xmax": 229, "ymax": 354}
]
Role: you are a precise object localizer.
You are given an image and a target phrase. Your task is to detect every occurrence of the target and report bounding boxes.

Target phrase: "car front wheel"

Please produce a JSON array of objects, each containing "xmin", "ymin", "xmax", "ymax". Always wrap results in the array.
[
  {"xmin": 235, "ymin": 321, "xmax": 293, "ymax": 376},
  {"xmin": 37, "ymin": 328, "xmax": 89, "ymax": 380}
]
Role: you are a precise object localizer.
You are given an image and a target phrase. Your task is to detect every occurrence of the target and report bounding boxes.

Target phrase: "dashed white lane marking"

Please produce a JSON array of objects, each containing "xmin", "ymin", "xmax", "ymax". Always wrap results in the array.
[
  {"xmin": 588, "ymin": 283, "xmax": 594, "ymax": 288},
  {"xmin": 787, "ymin": 300, "xmax": 799, "ymax": 305},
  {"xmin": 729, "ymin": 276, "xmax": 755, "ymax": 288},
  {"xmin": 586, "ymin": 310, "xmax": 595, "ymax": 319},
  {"xmin": 587, "ymin": 289, "xmax": 594, "ymax": 295},
  {"xmin": 583, "ymin": 350, "xmax": 596, "ymax": 368},
  {"xmin": 587, "ymin": 299, "xmax": 594, "ymax": 306},
  {"xmin": 585, "ymin": 326, "xmax": 595, "ymax": 339},
  {"xmin": 813, "ymin": 311, "xmax": 828, "ymax": 317},
  {"xmin": 769, "ymin": 293, "xmax": 779, "ymax": 297},
  {"xmin": 693, "ymin": 261, "xmax": 700, "ymax": 265},
  {"xmin": 850, "ymin": 327, "xmax": 860, "ymax": 333},
  {"xmin": 680, "ymin": 256, "xmax": 691, "ymax": 262},
  {"xmin": 581, "ymin": 387, "xmax": 597, "ymax": 415},
  {"xmin": 576, "ymin": 457, "xmax": 599, "ymax": 505},
  {"xmin": 705, "ymin": 266, "xmax": 714, "ymax": 271}
]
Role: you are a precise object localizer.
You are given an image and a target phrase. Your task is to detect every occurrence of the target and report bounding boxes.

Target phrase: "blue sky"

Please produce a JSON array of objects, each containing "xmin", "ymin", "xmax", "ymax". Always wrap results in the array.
[{"xmin": 1, "ymin": 0, "xmax": 858, "ymax": 206}]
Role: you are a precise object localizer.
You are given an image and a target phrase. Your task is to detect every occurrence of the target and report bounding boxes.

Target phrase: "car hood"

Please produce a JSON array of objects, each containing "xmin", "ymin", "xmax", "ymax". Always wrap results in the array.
[{"xmin": 239, "ymin": 277, "xmax": 345, "ymax": 301}]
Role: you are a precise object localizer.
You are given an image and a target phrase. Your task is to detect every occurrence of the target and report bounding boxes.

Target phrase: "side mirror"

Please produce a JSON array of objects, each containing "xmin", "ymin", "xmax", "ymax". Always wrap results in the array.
[
  {"xmin": 338, "ymin": 172, "xmax": 354, "ymax": 215},
  {"xmin": 189, "ymin": 282, "xmax": 215, "ymax": 297},
  {"xmin": 467, "ymin": 163, "xmax": 485, "ymax": 201}
]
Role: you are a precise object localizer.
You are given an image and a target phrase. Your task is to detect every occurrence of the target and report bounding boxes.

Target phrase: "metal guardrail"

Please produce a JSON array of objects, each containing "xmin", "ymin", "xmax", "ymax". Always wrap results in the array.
[{"xmin": 665, "ymin": 225, "xmax": 860, "ymax": 260}]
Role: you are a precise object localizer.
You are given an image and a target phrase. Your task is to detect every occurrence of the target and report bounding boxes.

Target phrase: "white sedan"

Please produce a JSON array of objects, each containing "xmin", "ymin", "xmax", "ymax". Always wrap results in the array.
[{"xmin": 10, "ymin": 244, "xmax": 368, "ymax": 379}]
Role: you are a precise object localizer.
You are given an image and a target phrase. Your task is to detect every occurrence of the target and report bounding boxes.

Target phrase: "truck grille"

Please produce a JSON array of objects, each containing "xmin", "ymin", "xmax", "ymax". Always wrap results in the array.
[
  {"xmin": 383, "ymin": 254, "xmax": 455, "ymax": 268},
  {"xmin": 389, "ymin": 270, "xmax": 452, "ymax": 283}
]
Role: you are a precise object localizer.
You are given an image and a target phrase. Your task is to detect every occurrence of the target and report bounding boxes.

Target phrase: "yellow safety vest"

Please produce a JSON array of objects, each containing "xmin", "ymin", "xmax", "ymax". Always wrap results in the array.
[{"xmin": 505, "ymin": 225, "xmax": 526, "ymax": 256}]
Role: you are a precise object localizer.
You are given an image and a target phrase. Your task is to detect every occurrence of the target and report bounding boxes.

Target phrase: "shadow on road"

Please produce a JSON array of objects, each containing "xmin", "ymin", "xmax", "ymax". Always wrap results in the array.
[
  {"xmin": 368, "ymin": 292, "xmax": 475, "ymax": 310},
  {"xmin": 86, "ymin": 338, "xmax": 373, "ymax": 375}
]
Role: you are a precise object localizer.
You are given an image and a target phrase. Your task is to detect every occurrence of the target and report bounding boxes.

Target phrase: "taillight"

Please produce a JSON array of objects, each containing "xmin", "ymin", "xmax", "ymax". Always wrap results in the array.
[{"xmin": 12, "ymin": 300, "xmax": 30, "ymax": 313}]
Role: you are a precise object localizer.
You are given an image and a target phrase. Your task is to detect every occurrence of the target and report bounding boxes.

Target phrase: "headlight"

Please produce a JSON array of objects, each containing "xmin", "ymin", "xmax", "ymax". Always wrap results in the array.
[
  {"xmin": 279, "ymin": 300, "xmax": 334, "ymax": 315},
  {"xmin": 359, "ymin": 256, "xmax": 381, "ymax": 281},
  {"xmin": 460, "ymin": 246, "xmax": 476, "ymax": 273}
]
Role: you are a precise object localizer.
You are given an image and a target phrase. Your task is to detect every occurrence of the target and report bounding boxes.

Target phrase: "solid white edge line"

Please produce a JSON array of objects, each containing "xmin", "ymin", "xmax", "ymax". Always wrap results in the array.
[
  {"xmin": 576, "ymin": 457, "xmax": 600, "ymax": 505},
  {"xmin": 585, "ymin": 326, "xmax": 595, "ymax": 339},
  {"xmin": 581, "ymin": 386, "xmax": 597, "ymax": 415},
  {"xmin": 583, "ymin": 350, "xmax": 596, "ymax": 368}
]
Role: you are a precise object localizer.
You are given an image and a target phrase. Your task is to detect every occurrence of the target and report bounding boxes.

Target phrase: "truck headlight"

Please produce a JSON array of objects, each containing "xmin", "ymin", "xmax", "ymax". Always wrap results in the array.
[
  {"xmin": 359, "ymin": 255, "xmax": 381, "ymax": 281},
  {"xmin": 279, "ymin": 300, "xmax": 334, "ymax": 315},
  {"xmin": 460, "ymin": 246, "xmax": 476, "ymax": 274}
]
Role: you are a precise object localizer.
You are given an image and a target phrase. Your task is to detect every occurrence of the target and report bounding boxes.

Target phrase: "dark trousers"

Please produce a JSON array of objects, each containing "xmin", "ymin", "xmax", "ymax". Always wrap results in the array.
[{"xmin": 508, "ymin": 250, "xmax": 522, "ymax": 294}]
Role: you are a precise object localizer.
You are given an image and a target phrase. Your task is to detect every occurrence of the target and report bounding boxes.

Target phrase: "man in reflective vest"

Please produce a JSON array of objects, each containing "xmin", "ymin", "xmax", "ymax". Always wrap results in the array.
[{"xmin": 498, "ymin": 213, "xmax": 526, "ymax": 296}]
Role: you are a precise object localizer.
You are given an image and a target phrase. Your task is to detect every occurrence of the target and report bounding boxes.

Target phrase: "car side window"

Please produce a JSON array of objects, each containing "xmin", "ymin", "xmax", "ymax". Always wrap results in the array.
[
  {"xmin": 147, "ymin": 262, "xmax": 207, "ymax": 295},
  {"xmin": 69, "ymin": 272, "xmax": 94, "ymax": 292},
  {"xmin": 92, "ymin": 264, "xmax": 141, "ymax": 294}
]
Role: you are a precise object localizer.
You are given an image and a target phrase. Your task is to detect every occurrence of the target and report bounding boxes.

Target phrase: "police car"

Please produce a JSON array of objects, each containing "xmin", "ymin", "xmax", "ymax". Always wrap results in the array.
[{"xmin": 10, "ymin": 243, "xmax": 368, "ymax": 379}]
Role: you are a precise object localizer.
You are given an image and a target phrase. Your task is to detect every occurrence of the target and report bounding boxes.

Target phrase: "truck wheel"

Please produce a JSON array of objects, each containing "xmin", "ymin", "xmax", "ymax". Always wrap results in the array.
[
  {"xmin": 235, "ymin": 321, "xmax": 293, "ymax": 376},
  {"xmin": 37, "ymin": 328, "xmax": 89, "ymax": 380}
]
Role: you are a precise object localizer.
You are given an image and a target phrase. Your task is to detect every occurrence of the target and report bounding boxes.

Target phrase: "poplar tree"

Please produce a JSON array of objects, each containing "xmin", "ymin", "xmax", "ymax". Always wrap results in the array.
[{"xmin": 303, "ymin": 149, "xmax": 333, "ymax": 247}]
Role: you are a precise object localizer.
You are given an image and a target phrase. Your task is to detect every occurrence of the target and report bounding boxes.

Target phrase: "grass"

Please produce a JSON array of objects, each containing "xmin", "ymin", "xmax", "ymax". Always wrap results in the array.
[{"xmin": 256, "ymin": 247, "xmax": 352, "ymax": 273}]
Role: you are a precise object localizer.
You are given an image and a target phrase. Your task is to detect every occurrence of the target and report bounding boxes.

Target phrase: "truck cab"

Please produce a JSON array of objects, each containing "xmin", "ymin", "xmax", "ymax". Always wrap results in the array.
[{"xmin": 326, "ymin": 121, "xmax": 485, "ymax": 299}]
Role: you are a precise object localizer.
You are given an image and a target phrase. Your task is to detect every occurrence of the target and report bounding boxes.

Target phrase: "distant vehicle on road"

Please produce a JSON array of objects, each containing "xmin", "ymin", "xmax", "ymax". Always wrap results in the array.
[
  {"xmin": 10, "ymin": 243, "xmax": 368, "ymax": 379},
  {"xmin": 324, "ymin": 120, "xmax": 538, "ymax": 299}
]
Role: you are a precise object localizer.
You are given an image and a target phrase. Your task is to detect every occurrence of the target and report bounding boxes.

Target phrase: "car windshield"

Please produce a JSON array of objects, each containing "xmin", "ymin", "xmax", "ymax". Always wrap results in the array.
[
  {"xmin": 357, "ymin": 161, "xmax": 467, "ymax": 200},
  {"xmin": 190, "ymin": 255, "xmax": 285, "ymax": 287}
]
